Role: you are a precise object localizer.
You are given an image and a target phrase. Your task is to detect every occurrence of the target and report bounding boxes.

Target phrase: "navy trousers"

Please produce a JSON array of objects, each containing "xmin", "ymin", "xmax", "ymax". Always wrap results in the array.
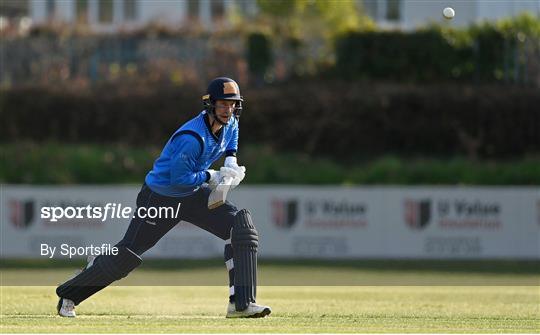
[{"xmin": 117, "ymin": 183, "xmax": 238, "ymax": 256}]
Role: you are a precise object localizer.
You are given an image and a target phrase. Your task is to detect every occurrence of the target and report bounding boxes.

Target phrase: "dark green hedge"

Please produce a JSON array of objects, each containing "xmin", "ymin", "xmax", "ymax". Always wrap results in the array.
[
  {"xmin": 335, "ymin": 30, "xmax": 502, "ymax": 82},
  {"xmin": 1, "ymin": 82, "xmax": 539, "ymax": 159},
  {"xmin": 247, "ymin": 32, "xmax": 273, "ymax": 76},
  {"xmin": 334, "ymin": 14, "xmax": 539, "ymax": 83},
  {"xmin": 2, "ymin": 143, "xmax": 539, "ymax": 185}
]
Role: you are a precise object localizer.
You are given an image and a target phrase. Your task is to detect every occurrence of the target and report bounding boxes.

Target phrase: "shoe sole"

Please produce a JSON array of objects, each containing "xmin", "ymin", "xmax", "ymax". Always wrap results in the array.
[
  {"xmin": 226, "ymin": 307, "xmax": 271, "ymax": 318},
  {"xmin": 248, "ymin": 307, "xmax": 271, "ymax": 318},
  {"xmin": 57, "ymin": 298, "xmax": 76, "ymax": 318}
]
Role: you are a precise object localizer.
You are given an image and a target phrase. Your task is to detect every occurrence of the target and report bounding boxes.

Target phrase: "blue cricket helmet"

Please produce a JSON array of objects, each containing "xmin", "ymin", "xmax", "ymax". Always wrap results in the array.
[{"xmin": 202, "ymin": 77, "xmax": 243, "ymax": 122}]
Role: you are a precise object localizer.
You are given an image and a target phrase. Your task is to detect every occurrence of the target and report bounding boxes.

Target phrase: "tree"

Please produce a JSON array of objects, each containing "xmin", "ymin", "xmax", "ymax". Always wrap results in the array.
[
  {"xmin": 257, "ymin": 0, "xmax": 374, "ymax": 39},
  {"xmin": 254, "ymin": 0, "xmax": 375, "ymax": 78}
]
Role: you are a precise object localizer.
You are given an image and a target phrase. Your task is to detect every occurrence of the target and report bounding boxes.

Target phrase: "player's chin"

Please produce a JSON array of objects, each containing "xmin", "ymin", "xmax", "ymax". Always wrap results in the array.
[{"xmin": 218, "ymin": 115, "xmax": 231, "ymax": 123}]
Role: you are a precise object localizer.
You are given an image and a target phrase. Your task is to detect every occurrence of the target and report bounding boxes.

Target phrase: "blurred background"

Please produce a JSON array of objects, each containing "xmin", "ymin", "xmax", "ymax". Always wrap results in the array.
[
  {"xmin": 1, "ymin": 0, "xmax": 539, "ymax": 185},
  {"xmin": 0, "ymin": 0, "xmax": 539, "ymax": 279}
]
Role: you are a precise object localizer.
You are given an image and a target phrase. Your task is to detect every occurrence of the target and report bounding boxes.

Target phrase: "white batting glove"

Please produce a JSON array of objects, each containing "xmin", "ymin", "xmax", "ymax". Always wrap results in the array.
[
  {"xmin": 224, "ymin": 157, "xmax": 247, "ymax": 178},
  {"xmin": 232, "ymin": 166, "xmax": 246, "ymax": 189},
  {"xmin": 224, "ymin": 156, "xmax": 239, "ymax": 169},
  {"xmin": 207, "ymin": 169, "xmax": 219, "ymax": 188},
  {"xmin": 219, "ymin": 166, "xmax": 240, "ymax": 180},
  {"xmin": 222, "ymin": 160, "xmax": 246, "ymax": 189}
]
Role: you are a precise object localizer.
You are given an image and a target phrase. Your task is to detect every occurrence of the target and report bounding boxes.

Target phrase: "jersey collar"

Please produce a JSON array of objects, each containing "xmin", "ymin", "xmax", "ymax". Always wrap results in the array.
[{"xmin": 203, "ymin": 112, "xmax": 223, "ymax": 142}]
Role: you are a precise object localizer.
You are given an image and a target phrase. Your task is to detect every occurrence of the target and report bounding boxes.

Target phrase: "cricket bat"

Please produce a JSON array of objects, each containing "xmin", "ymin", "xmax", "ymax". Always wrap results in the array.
[{"xmin": 208, "ymin": 176, "xmax": 233, "ymax": 209}]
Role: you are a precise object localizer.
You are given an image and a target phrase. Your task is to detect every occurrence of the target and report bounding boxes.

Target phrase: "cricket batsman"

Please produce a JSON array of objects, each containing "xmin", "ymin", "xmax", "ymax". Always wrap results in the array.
[{"xmin": 55, "ymin": 77, "xmax": 271, "ymax": 318}]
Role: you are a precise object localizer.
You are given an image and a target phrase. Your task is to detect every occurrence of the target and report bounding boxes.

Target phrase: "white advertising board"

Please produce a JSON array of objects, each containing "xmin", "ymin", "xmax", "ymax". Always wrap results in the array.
[{"xmin": 1, "ymin": 185, "xmax": 538, "ymax": 259}]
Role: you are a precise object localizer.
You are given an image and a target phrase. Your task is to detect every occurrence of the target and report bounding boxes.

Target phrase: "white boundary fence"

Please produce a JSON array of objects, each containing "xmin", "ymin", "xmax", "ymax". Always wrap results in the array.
[{"xmin": 1, "ymin": 185, "xmax": 538, "ymax": 259}]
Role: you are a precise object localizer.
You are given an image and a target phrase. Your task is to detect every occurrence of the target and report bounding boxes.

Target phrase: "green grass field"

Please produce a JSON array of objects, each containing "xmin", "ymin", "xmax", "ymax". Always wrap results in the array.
[{"xmin": 1, "ymin": 262, "xmax": 539, "ymax": 333}]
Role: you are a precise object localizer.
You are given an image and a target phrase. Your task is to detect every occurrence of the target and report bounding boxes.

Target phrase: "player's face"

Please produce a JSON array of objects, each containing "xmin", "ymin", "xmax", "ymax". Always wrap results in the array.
[{"xmin": 215, "ymin": 100, "xmax": 236, "ymax": 123}]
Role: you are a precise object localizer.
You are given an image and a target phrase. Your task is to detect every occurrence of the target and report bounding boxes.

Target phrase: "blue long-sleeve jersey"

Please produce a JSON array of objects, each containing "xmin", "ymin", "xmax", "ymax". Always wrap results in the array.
[{"xmin": 145, "ymin": 111, "xmax": 239, "ymax": 197}]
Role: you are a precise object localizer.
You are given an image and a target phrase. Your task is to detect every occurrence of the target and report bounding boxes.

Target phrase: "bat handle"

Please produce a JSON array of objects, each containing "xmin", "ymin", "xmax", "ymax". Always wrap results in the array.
[{"xmin": 208, "ymin": 176, "xmax": 234, "ymax": 209}]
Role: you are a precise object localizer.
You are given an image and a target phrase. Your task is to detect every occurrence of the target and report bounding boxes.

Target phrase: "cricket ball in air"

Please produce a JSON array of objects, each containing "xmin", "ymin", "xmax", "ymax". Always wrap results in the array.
[{"xmin": 443, "ymin": 7, "xmax": 455, "ymax": 20}]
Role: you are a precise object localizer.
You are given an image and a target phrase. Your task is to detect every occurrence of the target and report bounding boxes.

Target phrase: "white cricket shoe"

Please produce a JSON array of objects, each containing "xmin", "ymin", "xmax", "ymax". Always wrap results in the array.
[
  {"xmin": 57, "ymin": 298, "xmax": 76, "ymax": 317},
  {"xmin": 226, "ymin": 302, "xmax": 271, "ymax": 318}
]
